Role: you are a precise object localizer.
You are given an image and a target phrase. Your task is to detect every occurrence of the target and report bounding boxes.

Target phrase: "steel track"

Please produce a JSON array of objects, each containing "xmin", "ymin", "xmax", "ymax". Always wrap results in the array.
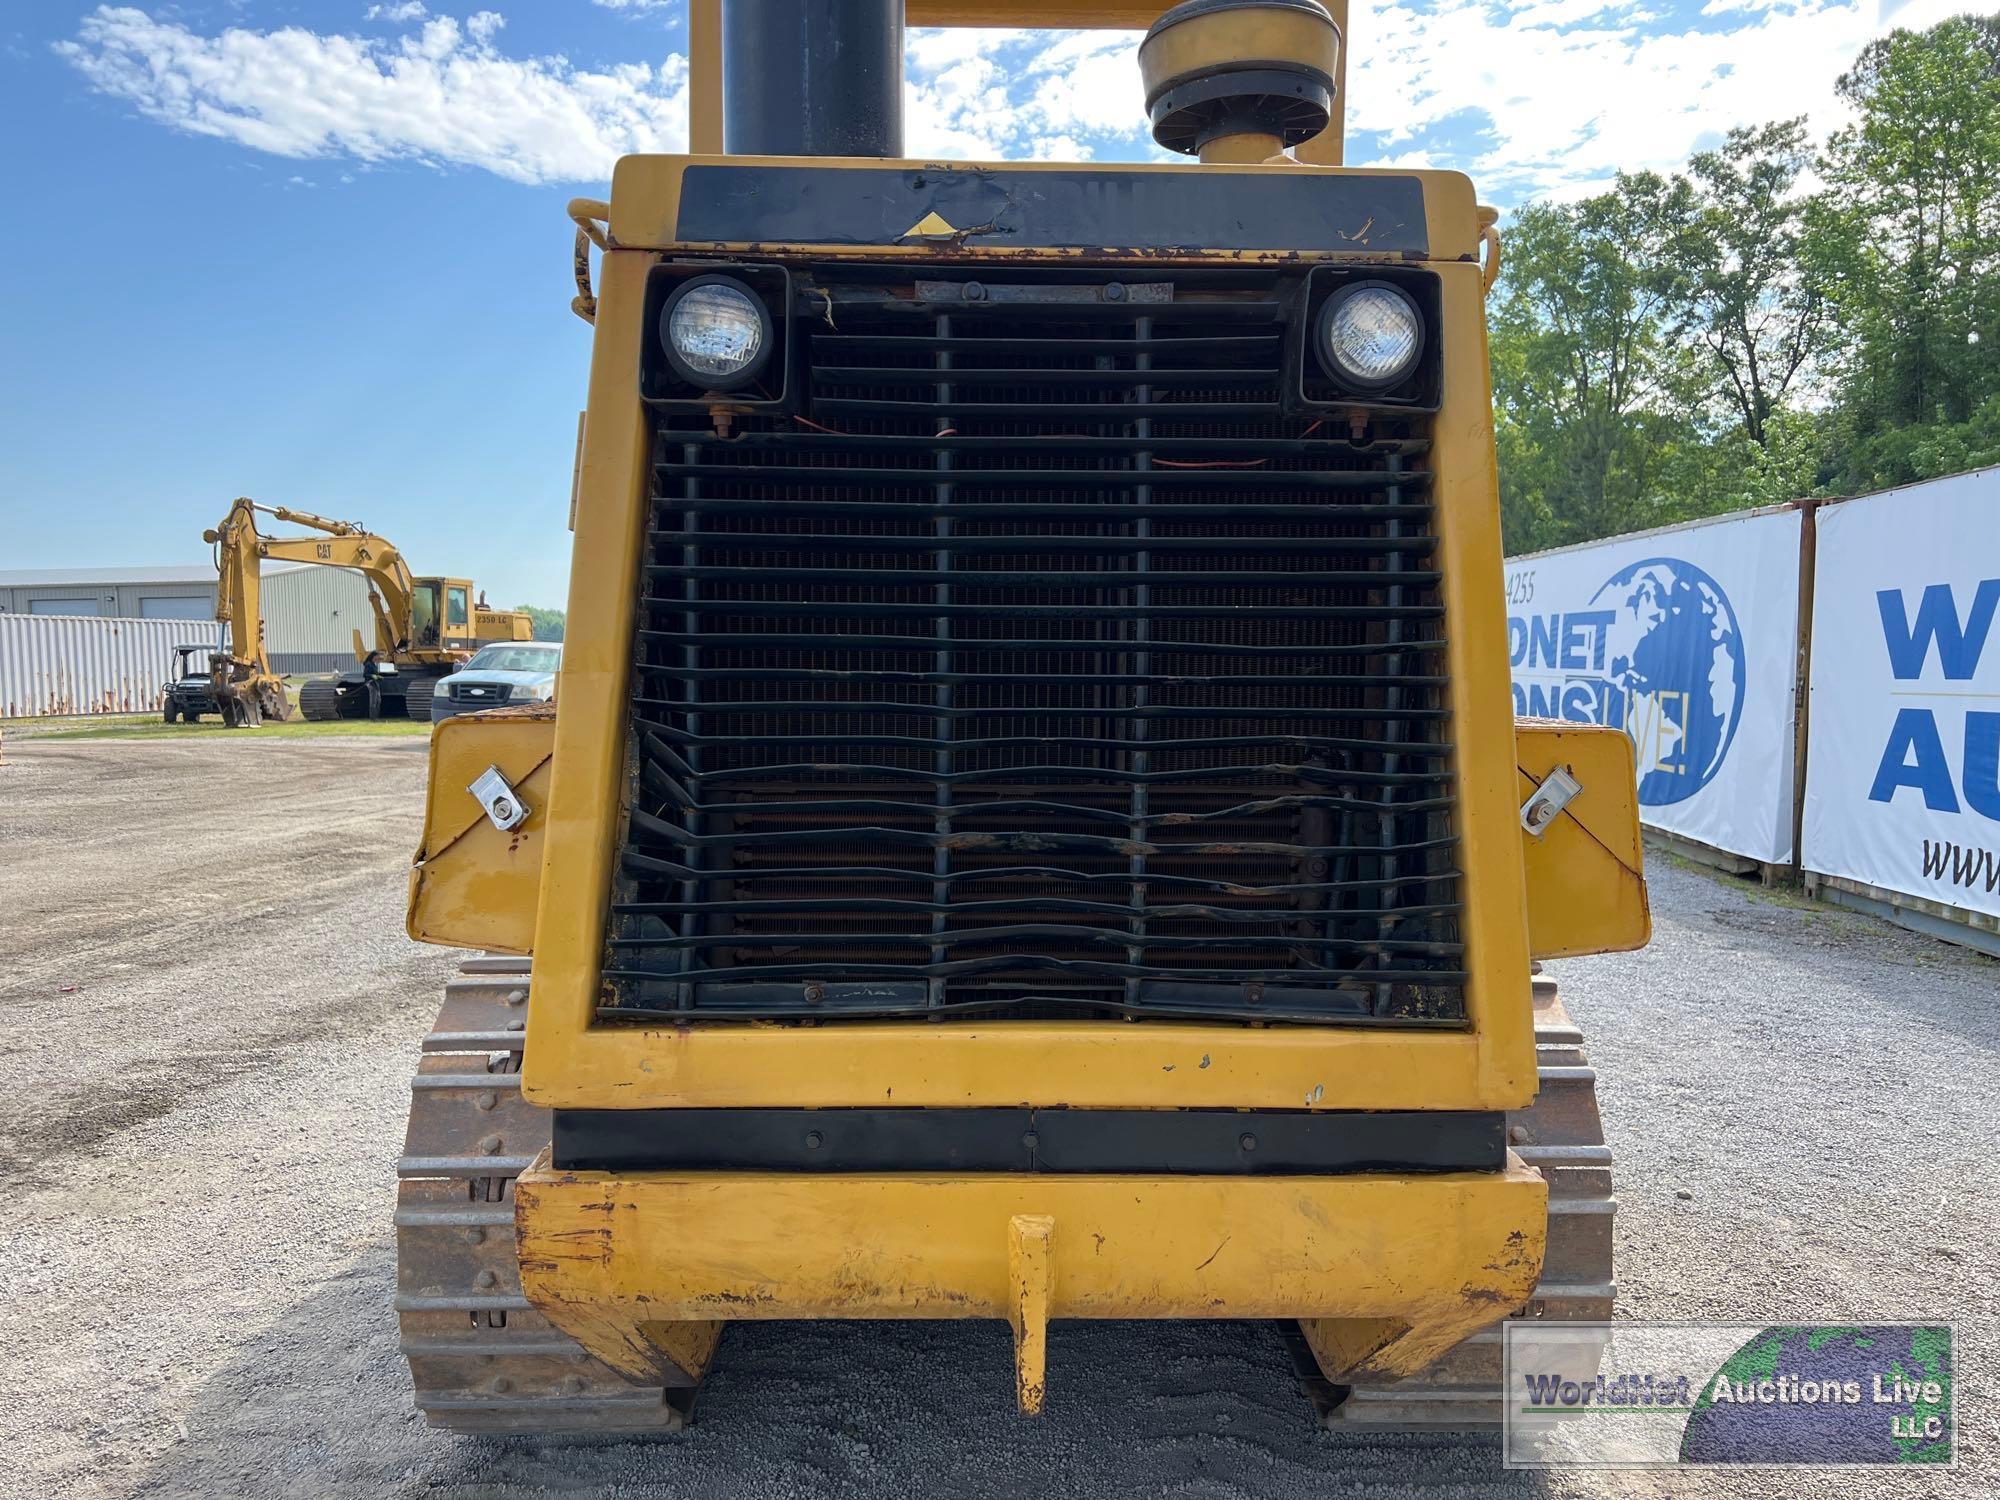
[
  {"xmin": 395, "ymin": 957, "xmax": 693, "ymax": 1433},
  {"xmin": 396, "ymin": 963, "xmax": 1612, "ymax": 1433},
  {"xmin": 1308, "ymin": 972, "xmax": 1618, "ymax": 1426}
]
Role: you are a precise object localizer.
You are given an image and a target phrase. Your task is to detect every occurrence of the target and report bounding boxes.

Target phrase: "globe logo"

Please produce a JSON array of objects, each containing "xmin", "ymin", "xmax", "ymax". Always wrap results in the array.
[
  {"xmin": 1681, "ymin": 1325, "xmax": 1952, "ymax": 1465},
  {"xmin": 1588, "ymin": 557, "xmax": 1747, "ymax": 807}
]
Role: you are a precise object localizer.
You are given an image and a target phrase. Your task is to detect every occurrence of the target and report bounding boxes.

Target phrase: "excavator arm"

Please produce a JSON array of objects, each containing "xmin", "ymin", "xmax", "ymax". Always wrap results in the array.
[{"xmin": 206, "ymin": 497, "xmax": 416, "ymax": 665}]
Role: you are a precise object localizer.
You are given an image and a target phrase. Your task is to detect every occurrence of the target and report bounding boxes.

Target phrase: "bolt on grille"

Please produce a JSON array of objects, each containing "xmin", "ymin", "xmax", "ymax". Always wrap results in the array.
[{"xmin": 604, "ymin": 267, "xmax": 1464, "ymax": 1025}]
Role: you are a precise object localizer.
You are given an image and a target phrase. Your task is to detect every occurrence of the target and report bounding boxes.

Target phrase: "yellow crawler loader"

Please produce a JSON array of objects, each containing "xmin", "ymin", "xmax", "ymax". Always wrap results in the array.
[{"xmin": 397, "ymin": 0, "xmax": 1649, "ymax": 1431}]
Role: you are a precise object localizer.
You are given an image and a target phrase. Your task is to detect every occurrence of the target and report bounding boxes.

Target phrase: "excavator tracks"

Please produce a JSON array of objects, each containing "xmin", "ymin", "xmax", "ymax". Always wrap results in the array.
[
  {"xmin": 1305, "ymin": 972, "xmax": 1618, "ymax": 1427},
  {"xmin": 297, "ymin": 679, "xmax": 354, "ymax": 723},
  {"xmin": 395, "ymin": 957, "xmax": 695, "ymax": 1434},
  {"xmin": 396, "ymin": 965, "xmax": 1612, "ymax": 1434}
]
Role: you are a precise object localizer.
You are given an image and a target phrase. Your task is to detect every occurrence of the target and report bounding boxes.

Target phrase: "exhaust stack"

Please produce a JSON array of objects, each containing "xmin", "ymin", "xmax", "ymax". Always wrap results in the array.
[{"xmin": 721, "ymin": 0, "xmax": 904, "ymax": 157}]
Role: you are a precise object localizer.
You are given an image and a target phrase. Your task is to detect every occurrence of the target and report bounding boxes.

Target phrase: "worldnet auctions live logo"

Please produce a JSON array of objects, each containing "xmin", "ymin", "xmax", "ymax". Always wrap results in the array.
[
  {"xmin": 1504, "ymin": 1322, "xmax": 1953, "ymax": 1469},
  {"xmin": 1508, "ymin": 557, "xmax": 1748, "ymax": 807}
]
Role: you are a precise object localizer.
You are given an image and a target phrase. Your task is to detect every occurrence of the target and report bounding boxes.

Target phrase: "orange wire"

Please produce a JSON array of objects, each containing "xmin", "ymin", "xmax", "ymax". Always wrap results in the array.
[{"xmin": 792, "ymin": 414, "xmax": 844, "ymax": 435}]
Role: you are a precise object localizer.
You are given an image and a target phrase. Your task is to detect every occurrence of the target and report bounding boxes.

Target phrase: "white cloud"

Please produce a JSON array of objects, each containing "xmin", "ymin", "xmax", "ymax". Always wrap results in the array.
[
  {"xmin": 903, "ymin": 27, "xmax": 1156, "ymax": 163},
  {"xmin": 56, "ymin": 0, "xmax": 1973, "ymax": 204},
  {"xmin": 905, "ymin": 1, "xmax": 1974, "ymax": 202},
  {"xmin": 1346, "ymin": 0, "xmax": 1974, "ymax": 200},
  {"xmin": 56, "ymin": 5, "xmax": 689, "ymax": 185}
]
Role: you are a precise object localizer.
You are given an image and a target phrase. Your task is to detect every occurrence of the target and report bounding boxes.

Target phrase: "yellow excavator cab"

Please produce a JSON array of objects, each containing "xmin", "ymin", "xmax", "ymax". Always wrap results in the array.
[{"xmin": 409, "ymin": 577, "xmax": 476, "ymax": 651}]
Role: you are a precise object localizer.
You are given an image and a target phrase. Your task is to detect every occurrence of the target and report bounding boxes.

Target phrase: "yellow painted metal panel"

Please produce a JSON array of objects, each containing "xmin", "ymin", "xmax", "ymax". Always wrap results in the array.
[
  {"xmin": 527, "ymin": 248, "xmax": 657, "ymax": 1049},
  {"xmin": 406, "ymin": 706, "xmax": 556, "ymax": 954},
  {"xmin": 1005, "ymin": 1214, "xmax": 1054, "ymax": 1414},
  {"xmin": 532, "ymin": 1022, "xmax": 1489, "ymax": 1111},
  {"xmin": 688, "ymin": 0, "xmax": 722, "ymax": 154},
  {"xmin": 520, "ymin": 193, "xmax": 1529, "ymax": 1116},
  {"xmin": 909, "ymin": 1, "xmax": 1184, "ymax": 23},
  {"xmin": 1429, "ymin": 262, "xmax": 1538, "ymax": 1105},
  {"xmin": 602, "ymin": 156, "xmax": 1480, "ymax": 264},
  {"xmin": 1517, "ymin": 720, "xmax": 1652, "ymax": 959},
  {"xmin": 515, "ymin": 1160, "xmax": 1547, "ymax": 1366}
]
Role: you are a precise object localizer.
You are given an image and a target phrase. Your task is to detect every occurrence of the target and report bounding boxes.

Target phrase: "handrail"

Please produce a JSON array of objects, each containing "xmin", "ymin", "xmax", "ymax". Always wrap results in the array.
[
  {"xmin": 1477, "ymin": 204, "xmax": 1502, "ymax": 297},
  {"xmin": 568, "ymin": 198, "xmax": 612, "ymax": 324}
]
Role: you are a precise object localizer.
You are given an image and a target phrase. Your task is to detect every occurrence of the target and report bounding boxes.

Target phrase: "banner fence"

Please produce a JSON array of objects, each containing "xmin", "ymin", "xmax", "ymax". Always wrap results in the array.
[
  {"xmin": 1506, "ymin": 507, "xmax": 1803, "ymax": 865},
  {"xmin": 1506, "ymin": 463, "xmax": 2000, "ymax": 948},
  {"xmin": 1801, "ymin": 467, "xmax": 2000, "ymax": 929}
]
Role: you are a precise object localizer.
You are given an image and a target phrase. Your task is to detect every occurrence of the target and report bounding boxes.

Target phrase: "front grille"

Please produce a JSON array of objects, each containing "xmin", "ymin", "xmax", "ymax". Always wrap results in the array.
[
  {"xmin": 452, "ymin": 684, "xmax": 512, "ymax": 704},
  {"xmin": 605, "ymin": 266, "xmax": 1463, "ymax": 1025}
]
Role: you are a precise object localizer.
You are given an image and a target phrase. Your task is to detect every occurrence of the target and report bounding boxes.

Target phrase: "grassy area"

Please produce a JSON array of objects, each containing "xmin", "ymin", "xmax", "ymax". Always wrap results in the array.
[
  {"xmin": 4, "ymin": 676, "xmax": 428, "ymax": 742},
  {"xmin": 26, "ymin": 714, "xmax": 429, "ymax": 742}
]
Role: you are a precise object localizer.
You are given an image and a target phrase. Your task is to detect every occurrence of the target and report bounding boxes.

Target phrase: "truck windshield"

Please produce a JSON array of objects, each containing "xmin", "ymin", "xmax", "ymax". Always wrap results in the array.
[{"xmin": 465, "ymin": 646, "xmax": 561, "ymax": 673}]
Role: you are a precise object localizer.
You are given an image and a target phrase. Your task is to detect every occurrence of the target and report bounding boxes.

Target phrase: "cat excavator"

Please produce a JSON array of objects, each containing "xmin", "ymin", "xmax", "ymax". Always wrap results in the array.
[{"xmin": 204, "ymin": 497, "xmax": 528, "ymax": 725}]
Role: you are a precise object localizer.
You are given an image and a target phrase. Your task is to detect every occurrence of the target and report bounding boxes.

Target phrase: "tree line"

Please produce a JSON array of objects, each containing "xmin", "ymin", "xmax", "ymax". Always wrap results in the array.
[{"xmin": 1491, "ymin": 13, "xmax": 2000, "ymax": 554}]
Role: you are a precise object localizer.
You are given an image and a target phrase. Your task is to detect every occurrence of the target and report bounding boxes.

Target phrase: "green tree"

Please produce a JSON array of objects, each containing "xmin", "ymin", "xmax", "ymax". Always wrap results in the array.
[
  {"xmin": 516, "ymin": 604, "xmax": 565, "ymax": 642},
  {"xmin": 1814, "ymin": 16, "xmax": 2000, "ymax": 488},
  {"xmin": 1490, "ymin": 174, "xmax": 1710, "ymax": 551},
  {"xmin": 1676, "ymin": 119, "xmax": 1832, "ymax": 446}
]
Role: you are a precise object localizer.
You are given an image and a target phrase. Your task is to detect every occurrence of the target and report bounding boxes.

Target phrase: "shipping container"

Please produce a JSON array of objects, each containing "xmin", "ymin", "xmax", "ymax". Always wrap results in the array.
[{"xmin": 0, "ymin": 614, "xmax": 216, "ymax": 719}]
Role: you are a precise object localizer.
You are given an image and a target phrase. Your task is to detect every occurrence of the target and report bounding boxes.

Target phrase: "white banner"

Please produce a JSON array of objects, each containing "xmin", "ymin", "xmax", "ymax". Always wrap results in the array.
[
  {"xmin": 1803, "ymin": 466, "xmax": 2000, "ymax": 916},
  {"xmin": 1505, "ymin": 508, "xmax": 1802, "ymax": 863}
]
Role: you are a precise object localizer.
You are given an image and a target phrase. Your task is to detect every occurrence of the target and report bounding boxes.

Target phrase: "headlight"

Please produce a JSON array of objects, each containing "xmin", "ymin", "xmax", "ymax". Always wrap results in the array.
[
  {"xmin": 1315, "ymin": 282, "xmax": 1424, "ymax": 391},
  {"xmin": 660, "ymin": 276, "xmax": 770, "ymax": 389}
]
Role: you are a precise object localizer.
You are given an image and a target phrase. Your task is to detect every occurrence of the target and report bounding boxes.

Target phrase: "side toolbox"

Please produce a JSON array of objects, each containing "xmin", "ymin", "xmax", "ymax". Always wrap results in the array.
[{"xmin": 407, "ymin": 703, "xmax": 556, "ymax": 954}]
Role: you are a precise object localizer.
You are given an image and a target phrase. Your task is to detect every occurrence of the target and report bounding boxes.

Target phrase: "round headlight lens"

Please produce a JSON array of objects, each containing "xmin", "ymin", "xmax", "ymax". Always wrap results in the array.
[
  {"xmin": 663, "ymin": 279, "xmax": 768, "ymax": 386},
  {"xmin": 1317, "ymin": 284, "xmax": 1423, "ymax": 390}
]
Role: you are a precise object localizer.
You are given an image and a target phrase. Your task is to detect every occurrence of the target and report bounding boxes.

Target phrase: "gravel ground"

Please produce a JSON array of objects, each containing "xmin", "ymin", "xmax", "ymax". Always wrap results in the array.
[{"xmin": 0, "ymin": 736, "xmax": 1993, "ymax": 1499}]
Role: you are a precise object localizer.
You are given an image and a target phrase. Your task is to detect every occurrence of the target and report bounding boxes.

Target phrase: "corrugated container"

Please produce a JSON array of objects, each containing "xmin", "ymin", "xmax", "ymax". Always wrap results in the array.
[{"xmin": 0, "ymin": 614, "xmax": 218, "ymax": 719}]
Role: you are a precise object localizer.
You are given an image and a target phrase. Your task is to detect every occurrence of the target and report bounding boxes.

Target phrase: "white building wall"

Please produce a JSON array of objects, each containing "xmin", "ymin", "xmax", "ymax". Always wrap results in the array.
[
  {"xmin": 260, "ymin": 564, "xmax": 379, "ymax": 674},
  {"xmin": 1, "ymin": 566, "xmax": 378, "ymax": 677},
  {"xmin": 137, "ymin": 593, "xmax": 215, "ymax": 620},
  {"xmin": 0, "ymin": 615, "xmax": 213, "ymax": 718},
  {"xmin": 1, "ymin": 578, "xmax": 215, "ymax": 618}
]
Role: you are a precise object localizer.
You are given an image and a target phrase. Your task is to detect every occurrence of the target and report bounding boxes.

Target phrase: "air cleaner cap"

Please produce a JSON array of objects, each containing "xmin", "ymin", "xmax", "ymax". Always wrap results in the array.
[{"xmin": 1137, "ymin": 0, "xmax": 1340, "ymax": 157}]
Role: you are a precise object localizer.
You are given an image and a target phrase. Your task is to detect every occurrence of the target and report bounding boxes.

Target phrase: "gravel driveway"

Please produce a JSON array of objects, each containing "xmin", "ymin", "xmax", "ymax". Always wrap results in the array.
[{"xmin": 0, "ymin": 736, "xmax": 1990, "ymax": 1498}]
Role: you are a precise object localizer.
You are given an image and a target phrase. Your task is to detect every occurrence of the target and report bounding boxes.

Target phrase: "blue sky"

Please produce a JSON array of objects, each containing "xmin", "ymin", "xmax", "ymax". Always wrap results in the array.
[{"xmin": 0, "ymin": 0, "xmax": 1952, "ymax": 608}]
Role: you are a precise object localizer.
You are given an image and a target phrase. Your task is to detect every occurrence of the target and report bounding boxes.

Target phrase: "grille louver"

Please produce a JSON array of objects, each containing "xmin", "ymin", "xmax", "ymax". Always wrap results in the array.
[{"xmin": 605, "ymin": 267, "xmax": 1464, "ymax": 1025}]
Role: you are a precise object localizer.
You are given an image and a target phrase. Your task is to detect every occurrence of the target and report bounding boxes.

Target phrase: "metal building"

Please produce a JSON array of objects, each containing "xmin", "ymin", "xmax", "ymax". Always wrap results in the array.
[
  {"xmin": 256, "ymin": 562, "xmax": 382, "ymax": 674},
  {"xmin": 0, "ymin": 563, "xmax": 378, "ymax": 675},
  {"xmin": 0, "ymin": 565, "xmax": 217, "ymax": 622}
]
